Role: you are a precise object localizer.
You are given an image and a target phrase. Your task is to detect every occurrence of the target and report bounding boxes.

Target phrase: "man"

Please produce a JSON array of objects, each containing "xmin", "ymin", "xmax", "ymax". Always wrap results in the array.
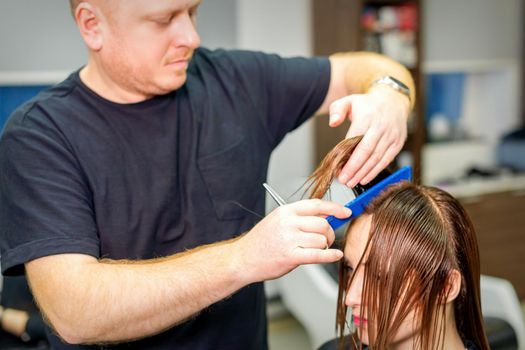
[{"xmin": 0, "ymin": 0, "xmax": 415, "ymax": 349}]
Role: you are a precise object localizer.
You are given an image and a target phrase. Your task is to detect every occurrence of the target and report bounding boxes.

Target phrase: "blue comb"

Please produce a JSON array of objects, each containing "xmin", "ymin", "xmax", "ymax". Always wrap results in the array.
[{"xmin": 326, "ymin": 166, "xmax": 412, "ymax": 230}]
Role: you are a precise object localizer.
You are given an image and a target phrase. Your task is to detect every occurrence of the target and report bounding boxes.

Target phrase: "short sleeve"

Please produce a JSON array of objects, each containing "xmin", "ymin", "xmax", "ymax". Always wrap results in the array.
[
  {"xmin": 0, "ymin": 105, "xmax": 100, "ymax": 276},
  {"xmin": 225, "ymin": 50, "xmax": 331, "ymax": 148}
]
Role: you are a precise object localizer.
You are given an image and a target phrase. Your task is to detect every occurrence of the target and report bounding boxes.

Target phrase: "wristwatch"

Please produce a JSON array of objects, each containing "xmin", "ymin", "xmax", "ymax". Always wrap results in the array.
[{"xmin": 370, "ymin": 76, "xmax": 411, "ymax": 103}]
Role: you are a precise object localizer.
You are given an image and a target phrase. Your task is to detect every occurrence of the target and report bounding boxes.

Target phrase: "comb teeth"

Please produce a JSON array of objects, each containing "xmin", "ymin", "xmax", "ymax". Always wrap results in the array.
[{"xmin": 326, "ymin": 166, "xmax": 412, "ymax": 230}]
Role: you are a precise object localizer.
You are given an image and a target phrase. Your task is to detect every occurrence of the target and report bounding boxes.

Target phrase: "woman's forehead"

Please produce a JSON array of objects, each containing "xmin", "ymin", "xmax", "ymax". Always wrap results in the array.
[{"xmin": 344, "ymin": 215, "xmax": 372, "ymax": 266}]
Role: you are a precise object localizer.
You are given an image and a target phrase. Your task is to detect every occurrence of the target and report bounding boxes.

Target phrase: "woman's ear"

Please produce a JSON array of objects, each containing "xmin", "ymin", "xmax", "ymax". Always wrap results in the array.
[
  {"xmin": 74, "ymin": 2, "xmax": 104, "ymax": 51},
  {"xmin": 444, "ymin": 269, "xmax": 462, "ymax": 304}
]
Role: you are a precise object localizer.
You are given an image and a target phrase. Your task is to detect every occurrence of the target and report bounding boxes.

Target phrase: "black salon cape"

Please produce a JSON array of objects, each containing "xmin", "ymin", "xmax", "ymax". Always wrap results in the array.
[{"xmin": 0, "ymin": 48, "xmax": 330, "ymax": 349}]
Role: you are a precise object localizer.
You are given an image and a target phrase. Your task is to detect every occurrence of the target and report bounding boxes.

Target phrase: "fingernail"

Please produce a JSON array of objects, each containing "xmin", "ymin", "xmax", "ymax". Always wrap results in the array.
[
  {"xmin": 335, "ymin": 250, "xmax": 344, "ymax": 259},
  {"xmin": 339, "ymin": 173, "xmax": 349, "ymax": 184},
  {"xmin": 346, "ymin": 179, "xmax": 357, "ymax": 188},
  {"xmin": 344, "ymin": 207, "xmax": 352, "ymax": 217},
  {"xmin": 329, "ymin": 114, "xmax": 339, "ymax": 126}
]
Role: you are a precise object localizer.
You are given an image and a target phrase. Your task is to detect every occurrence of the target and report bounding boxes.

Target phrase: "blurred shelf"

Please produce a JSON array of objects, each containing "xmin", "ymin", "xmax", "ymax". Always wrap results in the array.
[
  {"xmin": 365, "ymin": 0, "xmax": 418, "ymax": 5},
  {"xmin": 312, "ymin": 0, "xmax": 424, "ymax": 181}
]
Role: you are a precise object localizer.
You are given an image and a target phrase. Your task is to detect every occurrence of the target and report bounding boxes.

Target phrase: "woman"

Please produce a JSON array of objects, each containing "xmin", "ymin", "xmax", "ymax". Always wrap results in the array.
[{"xmin": 310, "ymin": 137, "xmax": 490, "ymax": 350}]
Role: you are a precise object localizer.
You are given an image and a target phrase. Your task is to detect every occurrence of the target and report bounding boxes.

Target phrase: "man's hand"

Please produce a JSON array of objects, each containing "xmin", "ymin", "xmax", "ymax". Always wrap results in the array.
[
  {"xmin": 316, "ymin": 52, "xmax": 414, "ymax": 188},
  {"xmin": 235, "ymin": 199, "xmax": 351, "ymax": 283},
  {"xmin": 329, "ymin": 86, "xmax": 409, "ymax": 187}
]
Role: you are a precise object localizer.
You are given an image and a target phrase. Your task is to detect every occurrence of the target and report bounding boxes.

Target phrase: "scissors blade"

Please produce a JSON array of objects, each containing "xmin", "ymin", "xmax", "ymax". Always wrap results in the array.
[{"xmin": 263, "ymin": 183, "xmax": 287, "ymax": 206}]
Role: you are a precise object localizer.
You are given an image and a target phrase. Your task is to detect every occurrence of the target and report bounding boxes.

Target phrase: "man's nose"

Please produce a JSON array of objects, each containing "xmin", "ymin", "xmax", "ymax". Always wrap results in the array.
[{"xmin": 172, "ymin": 13, "xmax": 201, "ymax": 49}]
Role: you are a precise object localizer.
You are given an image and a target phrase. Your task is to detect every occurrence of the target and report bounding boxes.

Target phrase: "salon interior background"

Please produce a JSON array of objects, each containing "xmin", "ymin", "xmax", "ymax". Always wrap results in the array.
[
  {"xmin": 0, "ymin": 0, "xmax": 524, "ymax": 347},
  {"xmin": 0, "ymin": 0, "xmax": 522, "ymax": 187},
  {"xmin": 0, "ymin": 0, "xmax": 523, "ymax": 183}
]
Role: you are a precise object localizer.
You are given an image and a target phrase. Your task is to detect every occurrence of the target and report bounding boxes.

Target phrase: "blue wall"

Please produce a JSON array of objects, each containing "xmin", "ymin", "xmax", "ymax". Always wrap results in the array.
[
  {"xmin": 425, "ymin": 72, "xmax": 465, "ymax": 124},
  {"xmin": 0, "ymin": 86, "xmax": 49, "ymax": 131}
]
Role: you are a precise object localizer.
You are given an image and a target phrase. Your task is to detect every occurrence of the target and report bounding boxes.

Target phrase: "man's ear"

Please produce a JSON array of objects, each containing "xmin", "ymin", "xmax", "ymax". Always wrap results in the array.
[
  {"xmin": 75, "ymin": 2, "xmax": 104, "ymax": 51},
  {"xmin": 444, "ymin": 269, "xmax": 462, "ymax": 304}
]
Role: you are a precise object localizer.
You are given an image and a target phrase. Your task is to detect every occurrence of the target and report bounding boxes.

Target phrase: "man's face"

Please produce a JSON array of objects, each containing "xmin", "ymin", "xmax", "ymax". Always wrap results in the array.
[{"xmin": 97, "ymin": 0, "xmax": 201, "ymax": 98}]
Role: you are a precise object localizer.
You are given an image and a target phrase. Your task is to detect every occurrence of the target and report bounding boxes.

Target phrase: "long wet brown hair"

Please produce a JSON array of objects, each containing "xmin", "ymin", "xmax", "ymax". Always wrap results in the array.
[{"xmin": 307, "ymin": 137, "xmax": 489, "ymax": 350}]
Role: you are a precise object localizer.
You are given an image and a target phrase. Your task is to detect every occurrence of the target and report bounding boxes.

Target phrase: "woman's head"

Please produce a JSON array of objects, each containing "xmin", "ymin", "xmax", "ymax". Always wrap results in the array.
[
  {"xmin": 340, "ymin": 183, "xmax": 487, "ymax": 349},
  {"xmin": 308, "ymin": 137, "xmax": 489, "ymax": 350}
]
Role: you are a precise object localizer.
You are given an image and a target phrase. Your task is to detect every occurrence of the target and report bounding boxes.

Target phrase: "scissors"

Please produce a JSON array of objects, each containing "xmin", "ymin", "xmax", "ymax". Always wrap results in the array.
[
  {"xmin": 263, "ymin": 182, "xmax": 330, "ymax": 249},
  {"xmin": 263, "ymin": 166, "xmax": 412, "ymax": 230},
  {"xmin": 263, "ymin": 183, "xmax": 287, "ymax": 206}
]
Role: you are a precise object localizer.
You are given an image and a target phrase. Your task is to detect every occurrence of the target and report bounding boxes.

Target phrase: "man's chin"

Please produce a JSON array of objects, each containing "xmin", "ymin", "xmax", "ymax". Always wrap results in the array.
[{"xmin": 156, "ymin": 74, "xmax": 187, "ymax": 94}]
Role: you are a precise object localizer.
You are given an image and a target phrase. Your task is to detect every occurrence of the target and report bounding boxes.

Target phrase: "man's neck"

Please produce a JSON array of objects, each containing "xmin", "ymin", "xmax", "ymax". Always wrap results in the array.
[{"xmin": 79, "ymin": 62, "xmax": 151, "ymax": 104}]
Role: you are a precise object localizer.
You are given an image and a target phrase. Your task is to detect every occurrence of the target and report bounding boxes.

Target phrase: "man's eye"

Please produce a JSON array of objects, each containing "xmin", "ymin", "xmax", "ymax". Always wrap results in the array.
[{"xmin": 153, "ymin": 17, "xmax": 171, "ymax": 25}]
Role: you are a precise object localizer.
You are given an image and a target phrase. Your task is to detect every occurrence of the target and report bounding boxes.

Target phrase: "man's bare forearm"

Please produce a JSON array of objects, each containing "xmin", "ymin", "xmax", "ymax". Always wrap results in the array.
[
  {"xmin": 26, "ymin": 238, "xmax": 247, "ymax": 345},
  {"xmin": 336, "ymin": 51, "xmax": 415, "ymax": 109},
  {"xmin": 26, "ymin": 200, "xmax": 350, "ymax": 345},
  {"xmin": 317, "ymin": 51, "xmax": 415, "ymax": 116}
]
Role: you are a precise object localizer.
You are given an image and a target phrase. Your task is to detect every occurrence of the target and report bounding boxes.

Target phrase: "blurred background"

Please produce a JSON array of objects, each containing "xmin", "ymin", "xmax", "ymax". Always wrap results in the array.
[{"xmin": 0, "ymin": 0, "xmax": 524, "ymax": 349}]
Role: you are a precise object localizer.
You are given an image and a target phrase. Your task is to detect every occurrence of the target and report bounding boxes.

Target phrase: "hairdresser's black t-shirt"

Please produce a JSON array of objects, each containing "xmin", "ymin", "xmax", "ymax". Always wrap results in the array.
[{"xmin": 0, "ymin": 48, "xmax": 330, "ymax": 349}]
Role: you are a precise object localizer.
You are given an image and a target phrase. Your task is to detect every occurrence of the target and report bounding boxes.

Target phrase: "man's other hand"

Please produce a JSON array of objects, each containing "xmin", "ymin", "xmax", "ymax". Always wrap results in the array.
[
  {"xmin": 235, "ymin": 199, "xmax": 351, "ymax": 283},
  {"xmin": 329, "ymin": 86, "xmax": 409, "ymax": 187}
]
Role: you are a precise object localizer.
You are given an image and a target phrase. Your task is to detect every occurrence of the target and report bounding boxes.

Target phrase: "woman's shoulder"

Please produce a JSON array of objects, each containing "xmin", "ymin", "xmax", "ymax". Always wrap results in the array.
[
  {"xmin": 318, "ymin": 336, "xmax": 362, "ymax": 350},
  {"xmin": 318, "ymin": 338, "xmax": 337, "ymax": 350}
]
